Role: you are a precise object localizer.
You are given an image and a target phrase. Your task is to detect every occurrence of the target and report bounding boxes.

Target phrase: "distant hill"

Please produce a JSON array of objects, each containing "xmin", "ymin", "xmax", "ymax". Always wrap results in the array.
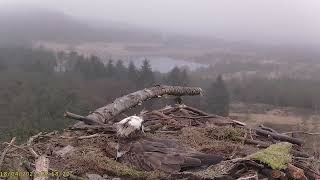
[
  {"xmin": 0, "ymin": 9, "xmax": 164, "ymax": 44},
  {"xmin": 0, "ymin": 8, "xmax": 227, "ymax": 48}
]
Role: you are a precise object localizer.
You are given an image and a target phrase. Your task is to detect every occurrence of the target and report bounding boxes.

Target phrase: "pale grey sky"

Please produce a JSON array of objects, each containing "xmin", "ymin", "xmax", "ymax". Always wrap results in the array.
[{"xmin": 0, "ymin": 0, "xmax": 320, "ymax": 45}]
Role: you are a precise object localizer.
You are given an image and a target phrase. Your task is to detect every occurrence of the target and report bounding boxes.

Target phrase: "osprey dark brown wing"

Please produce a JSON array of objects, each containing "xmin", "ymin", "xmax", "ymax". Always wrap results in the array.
[
  {"xmin": 114, "ymin": 115, "xmax": 224, "ymax": 173},
  {"xmin": 120, "ymin": 137, "xmax": 224, "ymax": 173}
]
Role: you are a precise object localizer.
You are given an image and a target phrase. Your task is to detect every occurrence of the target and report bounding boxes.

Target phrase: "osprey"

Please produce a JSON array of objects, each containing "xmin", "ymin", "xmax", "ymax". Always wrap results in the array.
[{"xmin": 114, "ymin": 116, "xmax": 224, "ymax": 173}]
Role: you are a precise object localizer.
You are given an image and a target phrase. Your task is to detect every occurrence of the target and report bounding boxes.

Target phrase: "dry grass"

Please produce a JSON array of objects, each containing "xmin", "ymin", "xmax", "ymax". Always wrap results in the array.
[
  {"xmin": 68, "ymin": 148, "xmax": 166, "ymax": 179},
  {"xmin": 231, "ymin": 113, "xmax": 302, "ymax": 126}
]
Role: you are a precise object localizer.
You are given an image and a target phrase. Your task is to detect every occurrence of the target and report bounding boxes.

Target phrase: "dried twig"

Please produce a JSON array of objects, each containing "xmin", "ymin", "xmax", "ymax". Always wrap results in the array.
[
  {"xmin": 237, "ymin": 172, "xmax": 258, "ymax": 180},
  {"xmin": 78, "ymin": 133, "xmax": 109, "ymax": 139},
  {"xmin": 282, "ymin": 131, "xmax": 320, "ymax": 135},
  {"xmin": 6, "ymin": 143, "xmax": 29, "ymax": 154},
  {"xmin": 294, "ymin": 157, "xmax": 320, "ymax": 163},
  {"xmin": 0, "ymin": 137, "xmax": 16, "ymax": 169},
  {"xmin": 254, "ymin": 128, "xmax": 304, "ymax": 145},
  {"xmin": 27, "ymin": 132, "xmax": 42, "ymax": 158}
]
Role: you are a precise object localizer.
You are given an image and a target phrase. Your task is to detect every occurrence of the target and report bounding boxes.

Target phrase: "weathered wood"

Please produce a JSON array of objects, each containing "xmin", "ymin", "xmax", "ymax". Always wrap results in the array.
[
  {"xmin": 239, "ymin": 137, "xmax": 271, "ymax": 148},
  {"xmin": 258, "ymin": 124, "xmax": 278, "ymax": 133},
  {"xmin": 0, "ymin": 137, "xmax": 16, "ymax": 169},
  {"xmin": 64, "ymin": 112, "xmax": 104, "ymax": 125},
  {"xmin": 65, "ymin": 85, "xmax": 203, "ymax": 124},
  {"xmin": 68, "ymin": 125, "xmax": 116, "ymax": 133},
  {"xmin": 286, "ymin": 163, "xmax": 307, "ymax": 179},
  {"xmin": 255, "ymin": 128, "xmax": 304, "ymax": 146},
  {"xmin": 183, "ymin": 106, "xmax": 210, "ymax": 116},
  {"xmin": 27, "ymin": 132, "xmax": 42, "ymax": 158},
  {"xmin": 34, "ymin": 155, "xmax": 49, "ymax": 180}
]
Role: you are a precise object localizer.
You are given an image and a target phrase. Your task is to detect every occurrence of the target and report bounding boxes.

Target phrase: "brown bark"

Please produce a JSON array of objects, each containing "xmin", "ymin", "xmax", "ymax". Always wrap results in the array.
[
  {"xmin": 68, "ymin": 125, "xmax": 116, "ymax": 133},
  {"xmin": 183, "ymin": 106, "xmax": 210, "ymax": 116},
  {"xmin": 239, "ymin": 138, "xmax": 271, "ymax": 148},
  {"xmin": 286, "ymin": 163, "xmax": 307, "ymax": 180},
  {"xmin": 255, "ymin": 128, "xmax": 304, "ymax": 146},
  {"xmin": 65, "ymin": 85, "xmax": 203, "ymax": 124}
]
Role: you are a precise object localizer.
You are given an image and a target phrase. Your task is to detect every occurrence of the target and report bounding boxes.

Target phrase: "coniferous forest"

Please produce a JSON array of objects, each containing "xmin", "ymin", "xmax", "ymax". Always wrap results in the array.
[
  {"xmin": 1, "ymin": 46, "xmax": 320, "ymax": 141},
  {"xmin": 0, "ymin": 46, "xmax": 229, "ymax": 141}
]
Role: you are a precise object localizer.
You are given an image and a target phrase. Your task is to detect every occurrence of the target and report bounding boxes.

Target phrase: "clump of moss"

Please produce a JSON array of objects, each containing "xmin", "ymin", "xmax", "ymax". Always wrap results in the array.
[
  {"xmin": 207, "ymin": 127, "xmax": 245, "ymax": 141},
  {"xmin": 249, "ymin": 142, "xmax": 292, "ymax": 170},
  {"xmin": 69, "ymin": 150, "xmax": 166, "ymax": 179}
]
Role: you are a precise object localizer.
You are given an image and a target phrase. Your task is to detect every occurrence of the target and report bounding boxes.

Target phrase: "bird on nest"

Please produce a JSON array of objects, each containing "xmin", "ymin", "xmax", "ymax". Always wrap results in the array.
[{"xmin": 114, "ymin": 115, "xmax": 224, "ymax": 173}]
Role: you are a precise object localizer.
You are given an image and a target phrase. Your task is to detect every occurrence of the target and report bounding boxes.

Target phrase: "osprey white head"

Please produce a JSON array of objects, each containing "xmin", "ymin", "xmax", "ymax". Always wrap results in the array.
[{"xmin": 114, "ymin": 116, "xmax": 144, "ymax": 137}]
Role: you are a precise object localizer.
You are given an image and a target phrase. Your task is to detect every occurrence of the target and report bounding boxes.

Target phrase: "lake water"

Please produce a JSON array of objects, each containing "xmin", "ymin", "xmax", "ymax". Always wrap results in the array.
[{"xmin": 124, "ymin": 56, "xmax": 208, "ymax": 73}]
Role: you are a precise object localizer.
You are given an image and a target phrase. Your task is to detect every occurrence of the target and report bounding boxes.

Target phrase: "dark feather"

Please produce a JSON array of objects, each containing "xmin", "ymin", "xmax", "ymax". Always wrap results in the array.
[{"xmin": 119, "ymin": 137, "xmax": 224, "ymax": 173}]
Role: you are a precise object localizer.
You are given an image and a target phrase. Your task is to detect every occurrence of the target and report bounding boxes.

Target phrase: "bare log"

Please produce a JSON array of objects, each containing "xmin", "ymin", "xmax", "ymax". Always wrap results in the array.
[
  {"xmin": 65, "ymin": 85, "xmax": 203, "ymax": 124},
  {"xmin": 258, "ymin": 124, "xmax": 278, "ymax": 133},
  {"xmin": 64, "ymin": 112, "xmax": 104, "ymax": 125},
  {"xmin": 255, "ymin": 128, "xmax": 304, "ymax": 146},
  {"xmin": 238, "ymin": 137, "xmax": 271, "ymax": 148},
  {"xmin": 68, "ymin": 125, "xmax": 115, "ymax": 133}
]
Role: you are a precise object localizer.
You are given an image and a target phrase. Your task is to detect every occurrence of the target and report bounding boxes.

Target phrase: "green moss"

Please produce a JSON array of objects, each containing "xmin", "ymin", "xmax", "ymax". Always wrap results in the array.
[
  {"xmin": 224, "ymin": 128, "xmax": 244, "ymax": 141},
  {"xmin": 208, "ymin": 127, "xmax": 245, "ymax": 141},
  {"xmin": 249, "ymin": 142, "xmax": 292, "ymax": 170}
]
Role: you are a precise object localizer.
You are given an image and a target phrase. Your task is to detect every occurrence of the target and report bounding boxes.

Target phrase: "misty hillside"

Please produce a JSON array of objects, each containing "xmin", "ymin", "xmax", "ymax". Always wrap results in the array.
[{"xmin": 0, "ymin": 9, "xmax": 164, "ymax": 44}]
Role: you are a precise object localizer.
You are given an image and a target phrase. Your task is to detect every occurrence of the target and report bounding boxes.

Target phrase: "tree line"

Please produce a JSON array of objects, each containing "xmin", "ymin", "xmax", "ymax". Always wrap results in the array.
[
  {"xmin": 229, "ymin": 78, "xmax": 320, "ymax": 111},
  {"xmin": 4, "ymin": 46, "xmax": 320, "ymax": 142},
  {"xmin": 0, "ymin": 46, "xmax": 229, "ymax": 141}
]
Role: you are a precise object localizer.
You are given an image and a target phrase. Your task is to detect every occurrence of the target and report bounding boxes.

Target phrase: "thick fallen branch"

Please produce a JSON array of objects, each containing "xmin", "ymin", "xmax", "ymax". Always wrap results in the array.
[
  {"xmin": 65, "ymin": 85, "xmax": 203, "ymax": 124},
  {"xmin": 64, "ymin": 112, "xmax": 104, "ymax": 125},
  {"xmin": 255, "ymin": 128, "xmax": 304, "ymax": 146},
  {"xmin": 68, "ymin": 125, "xmax": 115, "ymax": 133},
  {"xmin": 239, "ymin": 137, "xmax": 271, "ymax": 148}
]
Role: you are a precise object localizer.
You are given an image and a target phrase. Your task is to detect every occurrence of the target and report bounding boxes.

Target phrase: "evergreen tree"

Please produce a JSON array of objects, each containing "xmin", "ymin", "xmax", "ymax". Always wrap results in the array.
[
  {"xmin": 180, "ymin": 69, "xmax": 190, "ymax": 86},
  {"xmin": 88, "ymin": 55, "xmax": 106, "ymax": 79},
  {"xmin": 206, "ymin": 75, "xmax": 230, "ymax": 116},
  {"xmin": 106, "ymin": 59, "xmax": 115, "ymax": 77},
  {"xmin": 115, "ymin": 60, "xmax": 127, "ymax": 79},
  {"xmin": 138, "ymin": 59, "xmax": 154, "ymax": 87},
  {"xmin": 127, "ymin": 61, "xmax": 139, "ymax": 83},
  {"xmin": 166, "ymin": 66, "xmax": 190, "ymax": 86},
  {"xmin": 166, "ymin": 66, "xmax": 181, "ymax": 85}
]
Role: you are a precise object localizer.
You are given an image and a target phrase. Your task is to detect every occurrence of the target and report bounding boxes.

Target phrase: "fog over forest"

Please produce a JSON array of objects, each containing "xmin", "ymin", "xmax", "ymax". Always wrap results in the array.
[{"xmin": 0, "ymin": 1, "xmax": 320, "ymax": 179}]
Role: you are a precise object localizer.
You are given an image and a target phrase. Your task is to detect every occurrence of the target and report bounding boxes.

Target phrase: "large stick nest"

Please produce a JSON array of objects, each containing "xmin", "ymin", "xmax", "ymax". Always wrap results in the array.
[{"xmin": 1, "ymin": 104, "xmax": 319, "ymax": 180}]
